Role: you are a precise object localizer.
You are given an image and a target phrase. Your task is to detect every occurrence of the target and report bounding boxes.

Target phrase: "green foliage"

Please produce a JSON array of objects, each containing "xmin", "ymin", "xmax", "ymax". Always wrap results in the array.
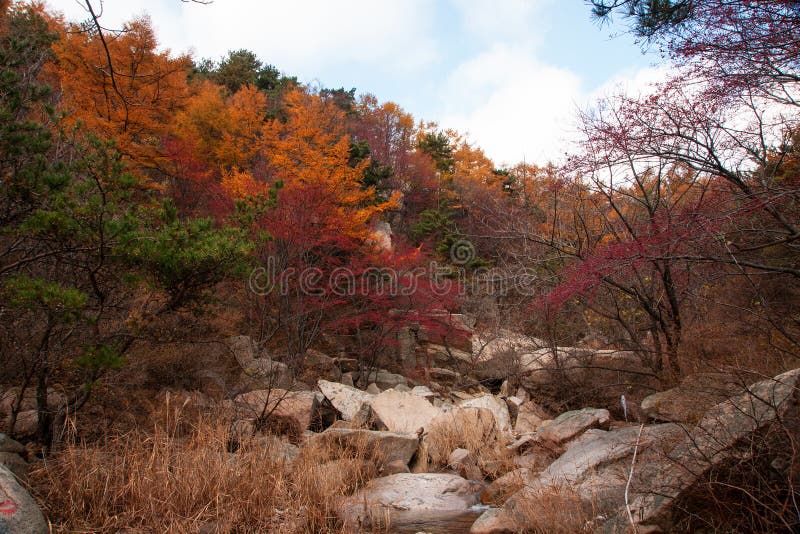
[
  {"xmin": 196, "ymin": 49, "xmax": 298, "ymax": 100},
  {"xmin": 320, "ymin": 87, "xmax": 357, "ymax": 115},
  {"xmin": 0, "ymin": 4, "xmax": 66, "ymax": 225},
  {"xmin": 417, "ymin": 131, "xmax": 455, "ymax": 174},
  {"xmin": 75, "ymin": 344, "xmax": 124, "ymax": 372},
  {"xmin": 589, "ymin": 0, "xmax": 694, "ymax": 38},
  {"xmin": 124, "ymin": 208, "xmax": 254, "ymax": 307},
  {"xmin": 2, "ymin": 275, "xmax": 87, "ymax": 321},
  {"xmin": 348, "ymin": 139, "xmax": 394, "ymax": 197}
]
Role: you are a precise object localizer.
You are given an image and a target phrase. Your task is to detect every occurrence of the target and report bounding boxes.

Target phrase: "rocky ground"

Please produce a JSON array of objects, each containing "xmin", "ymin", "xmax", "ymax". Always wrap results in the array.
[{"xmin": 2, "ymin": 322, "xmax": 799, "ymax": 533}]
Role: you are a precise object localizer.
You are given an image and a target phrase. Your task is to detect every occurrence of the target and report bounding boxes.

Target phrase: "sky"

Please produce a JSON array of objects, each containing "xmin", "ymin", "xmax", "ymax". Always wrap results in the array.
[{"xmin": 45, "ymin": 0, "xmax": 665, "ymax": 167}]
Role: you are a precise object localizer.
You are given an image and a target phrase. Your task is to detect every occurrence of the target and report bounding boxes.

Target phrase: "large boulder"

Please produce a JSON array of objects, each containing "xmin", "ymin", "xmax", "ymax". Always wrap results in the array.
[
  {"xmin": 3, "ymin": 411, "xmax": 37, "ymax": 439},
  {"xmin": 609, "ymin": 368, "xmax": 800, "ymax": 533},
  {"xmin": 472, "ymin": 424, "xmax": 684, "ymax": 532},
  {"xmin": 481, "ymin": 468, "xmax": 532, "ymax": 505},
  {"xmin": 514, "ymin": 400, "xmax": 551, "ymax": 434},
  {"xmin": 469, "ymin": 506, "xmax": 518, "ymax": 534},
  {"xmin": 534, "ymin": 424, "xmax": 684, "ymax": 507},
  {"xmin": 535, "ymin": 408, "xmax": 610, "ymax": 447},
  {"xmin": 369, "ymin": 389, "xmax": 442, "ymax": 434},
  {"xmin": 225, "ymin": 335, "xmax": 255, "ymax": 368},
  {"xmin": 0, "ymin": 435, "xmax": 25, "ymax": 456},
  {"xmin": 234, "ymin": 389, "xmax": 320, "ymax": 430},
  {"xmin": 639, "ymin": 372, "xmax": 746, "ymax": 424},
  {"xmin": 0, "ymin": 464, "xmax": 48, "ymax": 534},
  {"xmin": 0, "ymin": 453, "xmax": 28, "ymax": 482},
  {"xmin": 338, "ymin": 473, "xmax": 483, "ymax": 530},
  {"xmin": 317, "ymin": 380, "xmax": 373, "ymax": 421},
  {"xmin": 1, "ymin": 388, "xmax": 66, "ymax": 417},
  {"xmin": 469, "ymin": 330, "xmax": 546, "ymax": 379},
  {"xmin": 242, "ymin": 358, "xmax": 292, "ymax": 388},
  {"xmin": 306, "ymin": 427, "xmax": 419, "ymax": 466},
  {"xmin": 458, "ymin": 395, "xmax": 512, "ymax": 433},
  {"xmin": 362, "ymin": 369, "xmax": 407, "ymax": 391}
]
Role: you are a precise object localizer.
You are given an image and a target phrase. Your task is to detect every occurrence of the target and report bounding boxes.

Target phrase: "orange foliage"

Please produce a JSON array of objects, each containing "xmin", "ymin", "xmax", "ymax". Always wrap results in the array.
[
  {"xmin": 54, "ymin": 16, "xmax": 190, "ymax": 176},
  {"xmin": 261, "ymin": 89, "xmax": 398, "ymax": 241}
]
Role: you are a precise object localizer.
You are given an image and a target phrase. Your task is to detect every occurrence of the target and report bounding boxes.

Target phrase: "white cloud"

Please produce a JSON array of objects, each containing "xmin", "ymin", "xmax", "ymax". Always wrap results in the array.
[
  {"xmin": 449, "ymin": 0, "xmax": 551, "ymax": 44},
  {"xmin": 439, "ymin": 44, "xmax": 583, "ymax": 167},
  {"xmin": 46, "ymin": 0, "xmax": 439, "ymax": 76}
]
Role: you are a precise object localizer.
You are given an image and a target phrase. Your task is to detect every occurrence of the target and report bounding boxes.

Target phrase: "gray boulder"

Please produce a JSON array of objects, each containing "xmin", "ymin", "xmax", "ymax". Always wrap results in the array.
[
  {"xmin": 317, "ymin": 380, "xmax": 373, "ymax": 421},
  {"xmin": 0, "ymin": 464, "xmax": 48, "ymax": 534},
  {"xmin": 535, "ymin": 407, "xmax": 610, "ymax": 446},
  {"xmin": 369, "ymin": 389, "xmax": 442, "ymax": 434},
  {"xmin": 338, "ymin": 473, "xmax": 482, "ymax": 530},
  {"xmin": 612, "ymin": 368, "xmax": 800, "ymax": 533}
]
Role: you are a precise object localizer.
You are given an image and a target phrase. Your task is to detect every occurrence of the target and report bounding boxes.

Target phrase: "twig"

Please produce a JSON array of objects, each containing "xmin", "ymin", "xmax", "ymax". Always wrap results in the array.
[{"xmin": 625, "ymin": 422, "xmax": 645, "ymax": 533}]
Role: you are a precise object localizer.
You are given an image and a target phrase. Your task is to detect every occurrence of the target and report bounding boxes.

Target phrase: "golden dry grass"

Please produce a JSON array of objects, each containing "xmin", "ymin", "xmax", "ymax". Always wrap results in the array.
[
  {"xmin": 418, "ymin": 409, "xmax": 516, "ymax": 479},
  {"xmin": 29, "ymin": 401, "xmax": 384, "ymax": 533},
  {"xmin": 515, "ymin": 485, "xmax": 597, "ymax": 534}
]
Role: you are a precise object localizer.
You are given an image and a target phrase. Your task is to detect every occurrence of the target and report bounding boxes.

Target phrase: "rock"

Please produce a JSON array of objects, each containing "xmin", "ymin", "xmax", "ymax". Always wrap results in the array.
[
  {"xmin": 613, "ymin": 368, "xmax": 800, "ymax": 533},
  {"xmin": 533, "ymin": 424, "xmax": 684, "ymax": 508},
  {"xmin": 307, "ymin": 427, "xmax": 419, "ymax": 466},
  {"xmin": 0, "ymin": 388, "xmax": 66, "ymax": 417},
  {"xmin": 369, "ymin": 389, "xmax": 443, "ymax": 434},
  {"xmin": 338, "ymin": 473, "xmax": 482, "ymax": 530},
  {"xmin": 428, "ymin": 367, "xmax": 462, "ymax": 381},
  {"xmin": 504, "ymin": 396, "xmax": 524, "ymax": 422},
  {"xmin": 640, "ymin": 372, "xmax": 746, "ymax": 424},
  {"xmin": 458, "ymin": 395, "xmax": 512, "ymax": 433},
  {"xmin": 515, "ymin": 387, "xmax": 529, "ymax": 402},
  {"xmin": 194, "ymin": 369, "xmax": 226, "ymax": 399},
  {"xmin": 481, "ymin": 468, "xmax": 532, "ymax": 505},
  {"xmin": 334, "ymin": 357, "xmax": 359, "ymax": 373},
  {"xmin": 448, "ymin": 448, "xmax": 482, "ymax": 480},
  {"xmin": 243, "ymin": 358, "xmax": 292, "ymax": 387},
  {"xmin": 394, "ymin": 383, "xmax": 411, "ymax": 392},
  {"xmin": 475, "ymin": 424, "xmax": 684, "ymax": 533},
  {"xmin": 417, "ymin": 311, "xmax": 475, "ymax": 354},
  {"xmin": 470, "ymin": 329, "xmax": 546, "ymax": 380},
  {"xmin": 253, "ymin": 435, "xmax": 300, "ymax": 463},
  {"xmin": 0, "ymin": 453, "xmax": 28, "ymax": 482},
  {"xmin": 225, "ymin": 335, "xmax": 255, "ymax": 368},
  {"xmin": 234, "ymin": 389, "xmax": 320, "ymax": 430},
  {"xmin": 499, "ymin": 380, "xmax": 511, "ymax": 397},
  {"xmin": 370, "ymin": 220, "xmax": 393, "ymax": 251},
  {"xmin": 339, "ymin": 373, "xmax": 354, "ymax": 387},
  {"xmin": 363, "ymin": 369, "xmax": 407, "ymax": 390},
  {"xmin": 297, "ymin": 349, "xmax": 341, "ymax": 382},
  {"xmin": 427, "ymin": 344, "xmax": 474, "ymax": 365},
  {"xmin": 514, "ymin": 401, "xmax": 551, "ymax": 434},
  {"xmin": 0, "ymin": 464, "xmax": 48, "ymax": 534},
  {"xmin": 317, "ymin": 380, "xmax": 373, "ymax": 421},
  {"xmin": 0, "ymin": 435, "xmax": 25, "ymax": 456},
  {"xmin": 469, "ymin": 506, "xmax": 518, "ymax": 533},
  {"xmin": 4, "ymin": 411, "xmax": 37, "ymax": 438},
  {"xmin": 382, "ymin": 459, "xmax": 411, "ymax": 475},
  {"xmin": 366, "ymin": 383, "xmax": 381, "ymax": 395},
  {"xmin": 535, "ymin": 408, "xmax": 610, "ymax": 446},
  {"xmin": 411, "ymin": 385, "xmax": 436, "ymax": 400}
]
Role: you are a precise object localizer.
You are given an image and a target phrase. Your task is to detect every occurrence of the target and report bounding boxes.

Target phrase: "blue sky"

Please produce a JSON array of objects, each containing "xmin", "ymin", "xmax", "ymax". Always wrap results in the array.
[{"xmin": 46, "ymin": 0, "xmax": 662, "ymax": 166}]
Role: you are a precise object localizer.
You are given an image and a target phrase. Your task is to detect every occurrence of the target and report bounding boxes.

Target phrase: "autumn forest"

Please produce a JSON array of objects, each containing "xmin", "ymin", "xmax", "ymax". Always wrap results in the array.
[{"xmin": 1, "ymin": 1, "xmax": 799, "ymax": 533}]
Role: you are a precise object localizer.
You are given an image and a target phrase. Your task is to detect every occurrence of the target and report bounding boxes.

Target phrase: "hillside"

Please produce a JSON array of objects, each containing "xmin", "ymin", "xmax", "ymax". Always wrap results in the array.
[{"xmin": 1, "ymin": 1, "xmax": 799, "ymax": 533}]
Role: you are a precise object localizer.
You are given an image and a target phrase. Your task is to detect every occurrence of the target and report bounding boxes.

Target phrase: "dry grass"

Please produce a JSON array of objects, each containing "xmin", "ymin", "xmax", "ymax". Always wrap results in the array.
[
  {"xmin": 29, "ymin": 401, "xmax": 382, "ymax": 533},
  {"xmin": 418, "ymin": 409, "xmax": 516, "ymax": 479},
  {"xmin": 514, "ymin": 486, "xmax": 596, "ymax": 534}
]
